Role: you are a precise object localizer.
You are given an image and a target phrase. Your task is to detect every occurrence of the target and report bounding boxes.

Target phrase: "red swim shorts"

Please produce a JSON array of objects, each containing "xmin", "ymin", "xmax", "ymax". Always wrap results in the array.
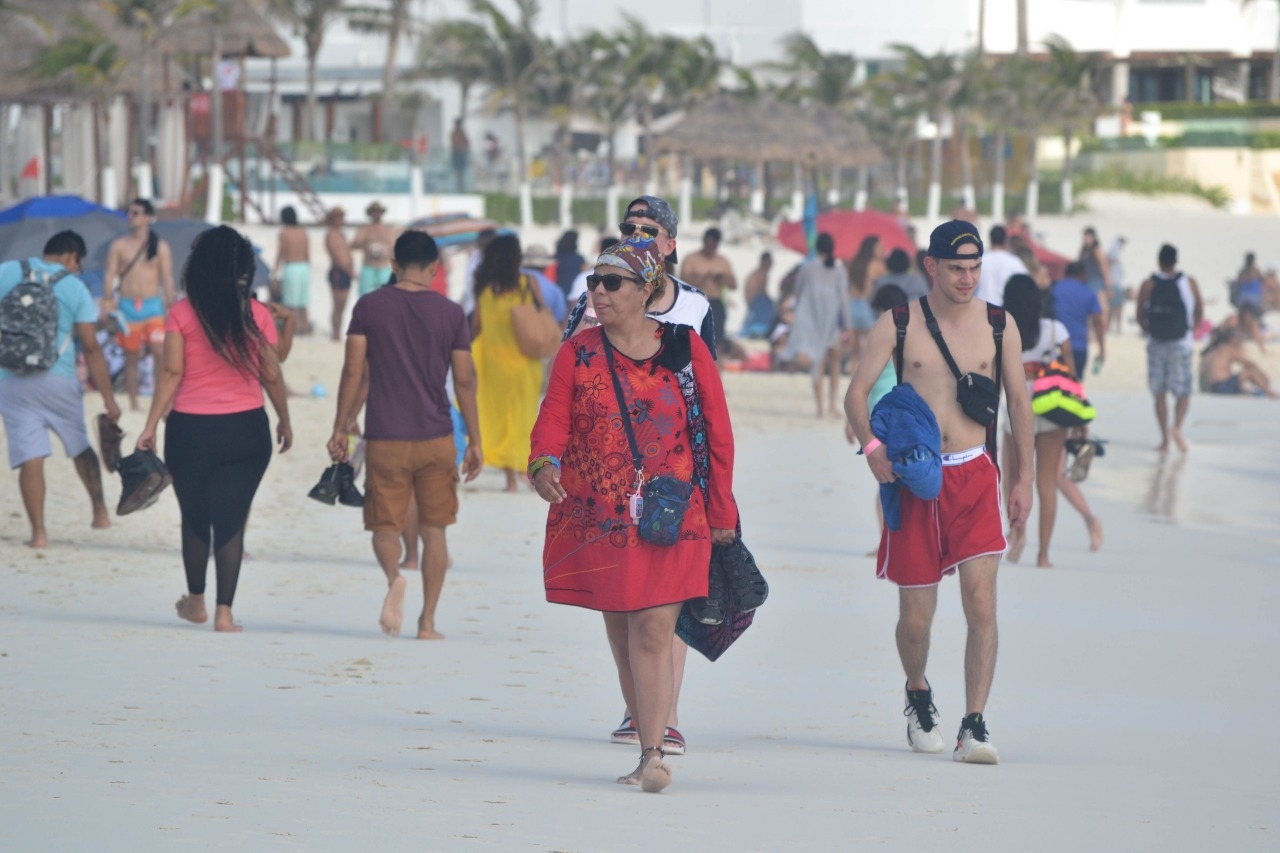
[{"xmin": 876, "ymin": 447, "xmax": 1007, "ymax": 587}]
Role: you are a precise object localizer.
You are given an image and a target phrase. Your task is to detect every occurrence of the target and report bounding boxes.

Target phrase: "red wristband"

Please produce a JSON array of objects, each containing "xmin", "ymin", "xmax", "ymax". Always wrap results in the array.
[{"xmin": 861, "ymin": 437, "xmax": 883, "ymax": 456}]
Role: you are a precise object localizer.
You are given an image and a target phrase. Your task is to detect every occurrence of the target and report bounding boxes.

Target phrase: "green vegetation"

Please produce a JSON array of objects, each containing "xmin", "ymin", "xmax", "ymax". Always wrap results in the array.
[
  {"xmin": 1131, "ymin": 101, "xmax": 1280, "ymax": 120},
  {"xmin": 1074, "ymin": 166, "xmax": 1230, "ymax": 208}
]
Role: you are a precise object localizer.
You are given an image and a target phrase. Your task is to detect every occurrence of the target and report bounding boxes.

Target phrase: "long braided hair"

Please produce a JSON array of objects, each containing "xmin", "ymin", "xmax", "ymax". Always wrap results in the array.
[{"xmin": 182, "ymin": 225, "xmax": 265, "ymax": 377}]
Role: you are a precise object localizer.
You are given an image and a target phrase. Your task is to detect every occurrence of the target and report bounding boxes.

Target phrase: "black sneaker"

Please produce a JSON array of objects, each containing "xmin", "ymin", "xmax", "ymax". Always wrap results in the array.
[
  {"xmin": 904, "ymin": 683, "xmax": 944, "ymax": 753},
  {"xmin": 335, "ymin": 462, "xmax": 364, "ymax": 508},
  {"xmin": 689, "ymin": 546, "xmax": 726, "ymax": 625},
  {"xmin": 307, "ymin": 464, "xmax": 341, "ymax": 505},
  {"xmin": 719, "ymin": 538, "xmax": 768, "ymax": 612},
  {"xmin": 953, "ymin": 712, "xmax": 999, "ymax": 764}
]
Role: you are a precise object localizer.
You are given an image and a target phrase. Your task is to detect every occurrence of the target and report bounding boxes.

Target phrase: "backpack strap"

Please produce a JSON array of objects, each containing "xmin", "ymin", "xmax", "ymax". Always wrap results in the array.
[
  {"xmin": 891, "ymin": 303, "xmax": 910, "ymax": 384},
  {"xmin": 986, "ymin": 304, "xmax": 1006, "ymax": 464}
]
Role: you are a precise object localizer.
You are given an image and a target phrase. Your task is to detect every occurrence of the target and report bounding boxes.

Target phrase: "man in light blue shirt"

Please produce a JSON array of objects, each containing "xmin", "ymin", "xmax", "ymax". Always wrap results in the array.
[{"xmin": 0, "ymin": 231, "xmax": 121, "ymax": 548}]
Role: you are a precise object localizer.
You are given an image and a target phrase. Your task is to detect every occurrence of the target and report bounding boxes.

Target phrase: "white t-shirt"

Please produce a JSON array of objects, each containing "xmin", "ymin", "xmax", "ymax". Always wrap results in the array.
[
  {"xmin": 976, "ymin": 249, "xmax": 1029, "ymax": 306},
  {"xmin": 568, "ymin": 269, "xmax": 589, "ymax": 305},
  {"xmin": 1022, "ymin": 319, "xmax": 1071, "ymax": 380},
  {"xmin": 562, "ymin": 274, "xmax": 718, "ymax": 359}
]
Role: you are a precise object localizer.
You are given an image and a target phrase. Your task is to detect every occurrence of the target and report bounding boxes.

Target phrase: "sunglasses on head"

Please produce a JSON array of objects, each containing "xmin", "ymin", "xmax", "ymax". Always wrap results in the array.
[
  {"xmin": 586, "ymin": 273, "xmax": 639, "ymax": 292},
  {"xmin": 619, "ymin": 221, "xmax": 660, "ymax": 239}
]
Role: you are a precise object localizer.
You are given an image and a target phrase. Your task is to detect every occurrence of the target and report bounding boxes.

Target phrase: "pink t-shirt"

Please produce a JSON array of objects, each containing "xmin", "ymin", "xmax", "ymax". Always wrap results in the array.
[{"xmin": 166, "ymin": 299, "xmax": 279, "ymax": 415}]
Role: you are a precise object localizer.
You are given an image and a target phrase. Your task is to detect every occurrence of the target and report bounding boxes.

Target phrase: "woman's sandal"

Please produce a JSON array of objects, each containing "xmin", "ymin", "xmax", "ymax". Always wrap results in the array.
[{"xmin": 639, "ymin": 746, "xmax": 672, "ymax": 794}]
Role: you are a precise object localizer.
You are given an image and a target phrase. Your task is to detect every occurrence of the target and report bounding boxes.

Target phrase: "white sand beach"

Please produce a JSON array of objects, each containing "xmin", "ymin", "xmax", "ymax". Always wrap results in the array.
[{"xmin": 2, "ymin": 200, "xmax": 1279, "ymax": 849}]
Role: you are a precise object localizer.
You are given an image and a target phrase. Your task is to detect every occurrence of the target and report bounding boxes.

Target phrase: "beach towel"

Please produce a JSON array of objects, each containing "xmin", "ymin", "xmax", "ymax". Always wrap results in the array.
[{"xmin": 869, "ymin": 382, "xmax": 942, "ymax": 532}]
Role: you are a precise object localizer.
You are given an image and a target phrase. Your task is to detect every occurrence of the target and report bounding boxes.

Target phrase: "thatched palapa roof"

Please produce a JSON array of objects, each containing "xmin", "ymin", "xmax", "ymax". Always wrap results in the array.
[
  {"xmin": 649, "ymin": 95, "xmax": 882, "ymax": 168},
  {"xmin": 0, "ymin": 0, "xmax": 288, "ymax": 103}
]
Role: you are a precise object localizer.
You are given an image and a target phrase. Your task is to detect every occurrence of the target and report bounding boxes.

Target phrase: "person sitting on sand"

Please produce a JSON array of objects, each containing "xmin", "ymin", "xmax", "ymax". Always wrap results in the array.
[
  {"xmin": 328, "ymin": 231, "xmax": 483, "ymax": 639},
  {"xmin": 137, "ymin": 226, "xmax": 292, "ymax": 633},
  {"xmin": 1201, "ymin": 323, "xmax": 1278, "ymax": 398},
  {"xmin": 529, "ymin": 234, "xmax": 739, "ymax": 793},
  {"xmin": 0, "ymin": 231, "xmax": 121, "ymax": 548}
]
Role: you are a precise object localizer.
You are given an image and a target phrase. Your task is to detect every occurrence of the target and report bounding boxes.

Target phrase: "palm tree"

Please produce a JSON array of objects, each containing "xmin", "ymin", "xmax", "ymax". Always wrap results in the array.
[
  {"xmin": 412, "ymin": 19, "xmax": 491, "ymax": 121},
  {"xmin": 532, "ymin": 35, "xmax": 594, "ymax": 189},
  {"xmin": 268, "ymin": 0, "xmax": 348, "ymax": 142},
  {"xmin": 107, "ymin": 1, "xmax": 182, "ymax": 178},
  {"xmin": 890, "ymin": 44, "xmax": 961, "ymax": 219},
  {"xmin": 951, "ymin": 52, "xmax": 987, "ymax": 212},
  {"xmin": 859, "ymin": 74, "xmax": 919, "ymax": 210},
  {"xmin": 1043, "ymin": 35, "xmax": 1102, "ymax": 212},
  {"xmin": 976, "ymin": 55, "xmax": 1027, "ymax": 221},
  {"xmin": 345, "ymin": 0, "xmax": 416, "ymax": 143},
  {"xmin": 29, "ymin": 14, "xmax": 126, "ymax": 199},
  {"xmin": 581, "ymin": 31, "xmax": 634, "ymax": 187},
  {"xmin": 771, "ymin": 33, "xmax": 858, "ymax": 203}
]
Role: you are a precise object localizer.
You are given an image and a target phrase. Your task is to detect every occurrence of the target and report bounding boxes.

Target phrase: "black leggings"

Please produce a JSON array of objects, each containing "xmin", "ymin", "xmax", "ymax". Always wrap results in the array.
[{"xmin": 165, "ymin": 408, "xmax": 272, "ymax": 607}]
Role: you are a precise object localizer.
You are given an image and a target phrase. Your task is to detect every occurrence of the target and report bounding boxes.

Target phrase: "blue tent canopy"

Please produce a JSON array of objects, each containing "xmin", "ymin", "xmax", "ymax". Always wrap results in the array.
[{"xmin": 0, "ymin": 195, "xmax": 125, "ymax": 224}]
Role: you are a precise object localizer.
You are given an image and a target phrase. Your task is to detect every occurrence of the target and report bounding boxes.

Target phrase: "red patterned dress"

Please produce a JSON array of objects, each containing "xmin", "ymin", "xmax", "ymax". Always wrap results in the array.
[{"xmin": 529, "ymin": 324, "xmax": 737, "ymax": 612}]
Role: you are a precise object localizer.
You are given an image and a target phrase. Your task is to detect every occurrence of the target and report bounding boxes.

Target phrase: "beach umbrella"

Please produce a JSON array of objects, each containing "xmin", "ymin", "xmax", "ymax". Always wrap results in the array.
[
  {"xmin": 0, "ymin": 211, "xmax": 131, "ymax": 296},
  {"xmin": 82, "ymin": 219, "xmax": 272, "ymax": 297},
  {"xmin": 0, "ymin": 194, "xmax": 124, "ymax": 224},
  {"xmin": 777, "ymin": 209, "xmax": 915, "ymax": 260}
]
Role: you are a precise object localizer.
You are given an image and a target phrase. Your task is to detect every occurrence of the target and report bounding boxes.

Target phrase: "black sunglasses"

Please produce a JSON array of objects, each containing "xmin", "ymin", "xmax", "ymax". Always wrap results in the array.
[
  {"xmin": 619, "ymin": 221, "xmax": 660, "ymax": 239},
  {"xmin": 586, "ymin": 273, "xmax": 639, "ymax": 292}
]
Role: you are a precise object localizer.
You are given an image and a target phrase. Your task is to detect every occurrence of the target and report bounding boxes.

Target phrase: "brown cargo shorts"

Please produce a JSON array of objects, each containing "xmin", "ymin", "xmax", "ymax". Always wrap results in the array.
[{"xmin": 363, "ymin": 435, "xmax": 460, "ymax": 531}]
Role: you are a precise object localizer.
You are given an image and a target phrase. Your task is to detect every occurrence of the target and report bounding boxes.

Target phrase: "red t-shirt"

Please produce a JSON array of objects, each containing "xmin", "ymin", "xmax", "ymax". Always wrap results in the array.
[{"xmin": 166, "ymin": 299, "xmax": 278, "ymax": 415}]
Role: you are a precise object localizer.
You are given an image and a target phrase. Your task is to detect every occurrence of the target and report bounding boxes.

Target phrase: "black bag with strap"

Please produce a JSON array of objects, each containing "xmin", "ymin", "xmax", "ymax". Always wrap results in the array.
[{"xmin": 892, "ymin": 296, "xmax": 1006, "ymax": 458}]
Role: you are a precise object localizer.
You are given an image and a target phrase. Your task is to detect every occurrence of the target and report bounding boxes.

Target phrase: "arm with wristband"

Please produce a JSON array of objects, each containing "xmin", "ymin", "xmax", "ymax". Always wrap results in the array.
[{"xmin": 843, "ymin": 310, "xmax": 898, "ymax": 484}]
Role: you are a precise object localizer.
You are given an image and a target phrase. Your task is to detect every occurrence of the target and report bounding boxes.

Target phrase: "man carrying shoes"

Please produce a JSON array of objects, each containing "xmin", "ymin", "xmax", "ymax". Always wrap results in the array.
[{"xmin": 845, "ymin": 220, "xmax": 1034, "ymax": 764}]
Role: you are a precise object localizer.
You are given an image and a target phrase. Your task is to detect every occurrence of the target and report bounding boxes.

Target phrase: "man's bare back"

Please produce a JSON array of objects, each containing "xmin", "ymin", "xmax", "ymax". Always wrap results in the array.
[
  {"xmin": 107, "ymin": 233, "xmax": 174, "ymax": 304},
  {"xmin": 277, "ymin": 226, "xmax": 309, "ymax": 264}
]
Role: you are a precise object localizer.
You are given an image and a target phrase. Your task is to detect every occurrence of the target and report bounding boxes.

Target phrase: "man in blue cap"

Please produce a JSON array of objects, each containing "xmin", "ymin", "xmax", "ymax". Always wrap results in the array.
[{"xmin": 845, "ymin": 219, "xmax": 1035, "ymax": 765}]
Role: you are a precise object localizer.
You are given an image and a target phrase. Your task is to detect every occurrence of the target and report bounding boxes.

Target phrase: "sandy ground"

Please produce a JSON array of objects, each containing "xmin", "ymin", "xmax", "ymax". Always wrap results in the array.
[{"xmin": 2, "ymin": 198, "xmax": 1279, "ymax": 849}]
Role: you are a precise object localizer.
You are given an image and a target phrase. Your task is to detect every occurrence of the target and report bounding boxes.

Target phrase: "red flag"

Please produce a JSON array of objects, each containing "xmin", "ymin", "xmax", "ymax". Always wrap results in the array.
[{"xmin": 20, "ymin": 156, "xmax": 39, "ymax": 180}]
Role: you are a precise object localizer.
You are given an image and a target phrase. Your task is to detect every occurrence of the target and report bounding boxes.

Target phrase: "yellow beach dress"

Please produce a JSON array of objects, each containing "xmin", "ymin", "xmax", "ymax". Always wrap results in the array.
[{"xmin": 475, "ymin": 280, "xmax": 544, "ymax": 471}]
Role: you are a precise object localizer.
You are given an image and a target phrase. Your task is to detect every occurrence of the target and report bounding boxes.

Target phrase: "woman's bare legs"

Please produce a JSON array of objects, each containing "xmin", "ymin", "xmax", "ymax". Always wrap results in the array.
[
  {"xmin": 1035, "ymin": 430, "xmax": 1066, "ymax": 567},
  {"xmin": 1056, "ymin": 470, "xmax": 1103, "ymax": 551},
  {"xmin": 604, "ymin": 603, "xmax": 681, "ymax": 791}
]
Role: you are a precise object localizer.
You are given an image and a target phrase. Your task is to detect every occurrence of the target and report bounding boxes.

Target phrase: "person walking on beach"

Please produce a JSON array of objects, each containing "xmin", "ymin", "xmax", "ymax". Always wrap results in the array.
[
  {"xmin": 1078, "ymin": 227, "xmax": 1111, "ymax": 319},
  {"xmin": 1051, "ymin": 261, "xmax": 1107, "ymax": 381},
  {"xmin": 974, "ymin": 225, "xmax": 1027, "ymax": 306},
  {"xmin": 563, "ymin": 196, "xmax": 717, "ymax": 361},
  {"xmin": 0, "ymin": 231, "xmax": 121, "ymax": 547},
  {"xmin": 104, "ymin": 198, "xmax": 176, "ymax": 410},
  {"xmin": 560, "ymin": 195, "xmax": 713, "ymax": 755},
  {"xmin": 529, "ymin": 234, "xmax": 738, "ymax": 792},
  {"xmin": 783, "ymin": 233, "xmax": 851, "ymax": 418},
  {"xmin": 328, "ymin": 231, "xmax": 482, "ymax": 638},
  {"xmin": 324, "ymin": 207, "xmax": 355, "ymax": 341},
  {"xmin": 137, "ymin": 226, "xmax": 292, "ymax": 633},
  {"xmin": 472, "ymin": 234, "xmax": 545, "ymax": 492},
  {"xmin": 847, "ymin": 235, "xmax": 886, "ymax": 360},
  {"xmin": 1137, "ymin": 244, "xmax": 1203, "ymax": 453},
  {"xmin": 1000, "ymin": 275, "xmax": 1101, "ymax": 568},
  {"xmin": 450, "ymin": 118, "xmax": 470, "ymax": 192},
  {"xmin": 845, "ymin": 220, "xmax": 1034, "ymax": 765},
  {"xmin": 352, "ymin": 201, "xmax": 397, "ymax": 298},
  {"xmin": 680, "ymin": 227, "xmax": 736, "ymax": 348},
  {"xmin": 271, "ymin": 206, "xmax": 312, "ymax": 336}
]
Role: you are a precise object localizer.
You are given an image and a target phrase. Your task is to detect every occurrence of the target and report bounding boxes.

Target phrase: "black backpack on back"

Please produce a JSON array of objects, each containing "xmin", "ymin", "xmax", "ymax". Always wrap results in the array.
[{"xmin": 1147, "ymin": 274, "xmax": 1189, "ymax": 342}]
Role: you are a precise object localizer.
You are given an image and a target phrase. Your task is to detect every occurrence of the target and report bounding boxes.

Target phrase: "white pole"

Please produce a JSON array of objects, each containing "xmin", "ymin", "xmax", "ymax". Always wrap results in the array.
[
  {"xmin": 926, "ymin": 181, "xmax": 941, "ymax": 220},
  {"xmin": 101, "ymin": 166, "xmax": 118, "ymax": 211},
  {"xmin": 135, "ymin": 161, "xmax": 154, "ymax": 200},
  {"xmin": 519, "ymin": 181, "xmax": 534, "ymax": 230},
  {"xmin": 205, "ymin": 162, "xmax": 224, "ymax": 224},
  {"xmin": 605, "ymin": 185, "xmax": 620, "ymax": 229},
  {"xmin": 559, "ymin": 182, "xmax": 572, "ymax": 229},
  {"xmin": 410, "ymin": 163, "xmax": 424, "ymax": 220},
  {"xmin": 992, "ymin": 180, "xmax": 1006, "ymax": 222}
]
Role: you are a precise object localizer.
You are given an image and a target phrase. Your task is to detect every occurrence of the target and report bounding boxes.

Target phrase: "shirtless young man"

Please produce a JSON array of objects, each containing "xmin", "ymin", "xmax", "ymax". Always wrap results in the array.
[
  {"xmin": 271, "ymin": 206, "xmax": 312, "ymax": 336},
  {"xmin": 680, "ymin": 227, "xmax": 737, "ymax": 346},
  {"xmin": 845, "ymin": 220, "xmax": 1034, "ymax": 765},
  {"xmin": 324, "ymin": 208, "xmax": 355, "ymax": 341},
  {"xmin": 104, "ymin": 198, "xmax": 175, "ymax": 411},
  {"xmin": 352, "ymin": 201, "xmax": 398, "ymax": 298}
]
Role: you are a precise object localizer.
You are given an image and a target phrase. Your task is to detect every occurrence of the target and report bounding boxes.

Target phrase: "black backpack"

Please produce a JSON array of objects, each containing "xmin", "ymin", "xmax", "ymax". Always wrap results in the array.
[
  {"xmin": 0, "ymin": 260, "xmax": 69, "ymax": 374},
  {"xmin": 1147, "ymin": 274, "xmax": 1189, "ymax": 342}
]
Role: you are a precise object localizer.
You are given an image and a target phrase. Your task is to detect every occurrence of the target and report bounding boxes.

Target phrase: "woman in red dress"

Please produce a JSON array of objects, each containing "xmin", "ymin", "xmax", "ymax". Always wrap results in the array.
[{"xmin": 529, "ymin": 235, "xmax": 737, "ymax": 793}]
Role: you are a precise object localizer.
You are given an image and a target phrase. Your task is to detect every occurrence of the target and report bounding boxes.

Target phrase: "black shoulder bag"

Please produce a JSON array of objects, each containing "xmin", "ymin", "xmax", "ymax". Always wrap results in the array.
[
  {"xmin": 600, "ymin": 331, "xmax": 693, "ymax": 547},
  {"xmin": 897, "ymin": 297, "xmax": 1006, "ymax": 458}
]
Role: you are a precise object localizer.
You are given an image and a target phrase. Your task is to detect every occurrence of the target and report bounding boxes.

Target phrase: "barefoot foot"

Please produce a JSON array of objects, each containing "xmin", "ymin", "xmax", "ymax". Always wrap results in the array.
[
  {"xmin": 26, "ymin": 530, "xmax": 47, "ymax": 549},
  {"xmin": 91, "ymin": 512, "xmax": 111, "ymax": 530},
  {"xmin": 640, "ymin": 754, "xmax": 672, "ymax": 793},
  {"xmin": 416, "ymin": 616, "xmax": 445, "ymax": 640},
  {"xmin": 380, "ymin": 576, "xmax": 407, "ymax": 636},
  {"xmin": 1087, "ymin": 516, "xmax": 1104, "ymax": 551},
  {"xmin": 1005, "ymin": 527, "xmax": 1026, "ymax": 564},
  {"xmin": 1171, "ymin": 427, "xmax": 1188, "ymax": 453},
  {"xmin": 399, "ymin": 552, "xmax": 418, "ymax": 570},
  {"xmin": 213, "ymin": 604, "xmax": 243, "ymax": 632},
  {"xmin": 176, "ymin": 594, "xmax": 208, "ymax": 624},
  {"xmin": 1036, "ymin": 555, "xmax": 1053, "ymax": 569}
]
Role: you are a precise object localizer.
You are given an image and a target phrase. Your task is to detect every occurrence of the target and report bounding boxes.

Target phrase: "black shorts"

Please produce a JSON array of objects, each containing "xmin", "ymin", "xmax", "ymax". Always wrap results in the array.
[{"xmin": 329, "ymin": 267, "xmax": 352, "ymax": 291}]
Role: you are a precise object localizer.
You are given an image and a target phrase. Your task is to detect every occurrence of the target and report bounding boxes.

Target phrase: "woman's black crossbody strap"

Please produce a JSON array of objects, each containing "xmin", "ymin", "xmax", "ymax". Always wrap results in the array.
[{"xmin": 600, "ymin": 331, "xmax": 645, "ymax": 481}]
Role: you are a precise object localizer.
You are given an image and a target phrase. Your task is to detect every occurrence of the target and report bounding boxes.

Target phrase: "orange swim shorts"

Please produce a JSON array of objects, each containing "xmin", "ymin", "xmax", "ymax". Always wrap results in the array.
[{"xmin": 363, "ymin": 435, "xmax": 460, "ymax": 531}]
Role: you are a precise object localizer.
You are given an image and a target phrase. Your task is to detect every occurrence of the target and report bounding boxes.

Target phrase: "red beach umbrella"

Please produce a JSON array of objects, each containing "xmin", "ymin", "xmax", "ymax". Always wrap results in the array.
[{"xmin": 777, "ymin": 209, "xmax": 915, "ymax": 260}]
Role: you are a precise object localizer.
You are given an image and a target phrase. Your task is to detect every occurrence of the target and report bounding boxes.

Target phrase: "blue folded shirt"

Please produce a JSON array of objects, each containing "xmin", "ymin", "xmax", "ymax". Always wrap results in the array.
[{"xmin": 869, "ymin": 383, "xmax": 942, "ymax": 531}]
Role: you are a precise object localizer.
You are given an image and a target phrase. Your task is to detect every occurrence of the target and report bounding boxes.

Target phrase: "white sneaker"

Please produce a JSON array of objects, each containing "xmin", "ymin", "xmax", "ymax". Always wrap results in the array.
[
  {"xmin": 904, "ymin": 685, "xmax": 945, "ymax": 753},
  {"xmin": 952, "ymin": 714, "xmax": 999, "ymax": 764}
]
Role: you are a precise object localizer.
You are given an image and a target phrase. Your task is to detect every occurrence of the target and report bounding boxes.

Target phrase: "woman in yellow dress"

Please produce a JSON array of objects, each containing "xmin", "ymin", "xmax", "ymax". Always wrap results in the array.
[{"xmin": 472, "ymin": 234, "xmax": 544, "ymax": 491}]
